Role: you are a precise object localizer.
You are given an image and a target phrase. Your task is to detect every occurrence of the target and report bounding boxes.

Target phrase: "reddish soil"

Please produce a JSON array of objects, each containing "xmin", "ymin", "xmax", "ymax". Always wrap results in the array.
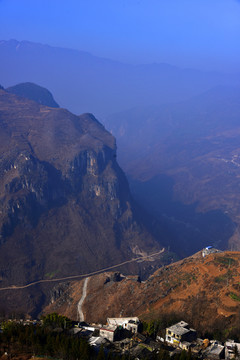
[{"xmin": 44, "ymin": 251, "xmax": 240, "ymax": 333}]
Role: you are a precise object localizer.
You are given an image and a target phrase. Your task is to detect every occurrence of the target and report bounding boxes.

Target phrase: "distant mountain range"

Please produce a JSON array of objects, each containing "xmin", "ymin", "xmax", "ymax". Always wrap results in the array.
[
  {"xmin": 105, "ymin": 86, "xmax": 240, "ymax": 254},
  {"xmin": 0, "ymin": 84, "xmax": 169, "ymax": 317},
  {"xmin": 0, "ymin": 39, "xmax": 240, "ymax": 117}
]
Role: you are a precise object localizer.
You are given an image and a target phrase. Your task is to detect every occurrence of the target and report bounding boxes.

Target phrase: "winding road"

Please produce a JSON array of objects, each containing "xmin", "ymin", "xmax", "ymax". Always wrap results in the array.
[
  {"xmin": 0, "ymin": 248, "xmax": 165, "ymax": 291},
  {"xmin": 77, "ymin": 277, "xmax": 89, "ymax": 322}
]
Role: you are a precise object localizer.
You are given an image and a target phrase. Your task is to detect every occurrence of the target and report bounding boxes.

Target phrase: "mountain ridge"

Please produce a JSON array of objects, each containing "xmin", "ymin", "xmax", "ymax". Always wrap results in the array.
[
  {"xmin": 1, "ymin": 39, "xmax": 239, "ymax": 117},
  {"xmin": 0, "ymin": 87, "xmax": 167, "ymax": 317},
  {"xmin": 6, "ymin": 82, "xmax": 59, "ymax": 108}
]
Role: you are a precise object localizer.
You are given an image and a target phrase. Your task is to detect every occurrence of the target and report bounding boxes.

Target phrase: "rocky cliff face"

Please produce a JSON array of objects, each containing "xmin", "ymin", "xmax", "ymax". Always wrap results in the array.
[{"xmin": 0, "ymin": 89, "xmax": 165, "ymax": 316}]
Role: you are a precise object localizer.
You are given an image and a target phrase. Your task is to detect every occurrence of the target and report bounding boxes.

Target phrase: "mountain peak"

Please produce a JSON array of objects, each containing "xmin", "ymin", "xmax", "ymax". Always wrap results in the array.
[
  {"xmin": 6, "ymin": 82, "xmax": 59, "ymax": 108},
  {"xmin": 0, "ymin": 89, "xmax": 166, "ymax": 317}
]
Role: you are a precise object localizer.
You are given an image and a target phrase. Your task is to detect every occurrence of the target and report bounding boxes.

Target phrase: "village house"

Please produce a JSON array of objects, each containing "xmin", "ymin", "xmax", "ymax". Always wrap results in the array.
[
  {"xmin": 180, "ymin": 341, "xmax": 192, "ymax": 351},
  {"xmin": 165, "ymin": 321, "xmax": 197, "ymax": 347},
  {"xmin": 225, "ymin": 340, "xmax": 240, "ymax": 359},
  {"xmin": 202, "ymin": 246, "xmax": 222, "ymax": 257},
  {"xmin": 99, "ymin": 325, "xmax": 119, "ymax": 342},
  {"xmin": 107, "ymin": 317, "xmax": 141, "ymax": 334},
  {"xmin": 202, "ymin": 340, "xmax": 225, "ymax": 360},
  {"xmin": 99, "ymin": 317, "xmax": 141, "ymax": 342}
]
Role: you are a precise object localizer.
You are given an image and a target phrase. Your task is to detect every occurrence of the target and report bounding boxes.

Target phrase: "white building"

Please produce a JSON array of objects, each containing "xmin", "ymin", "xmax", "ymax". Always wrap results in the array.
[
  {"xmin": 99, "ymin": 325, "xmax": 118, "ymax": 342},
  {"xmin": 225, "ymin": 340, "xmax": 240, "ymax": 359},
  {"xmin": 202, "ymin": 246, "xmax": 222, "ymax": 257},
  {"xmin": 202, "ymin": 340, "xmax": 225, "ymax": 360},
  {"xmin": 107, "ymin": 317, "xmax": 140, "ymax": 334},
  {"xmin": 165, "ymin": 321, "xmax": 197, "ymax": 347}
]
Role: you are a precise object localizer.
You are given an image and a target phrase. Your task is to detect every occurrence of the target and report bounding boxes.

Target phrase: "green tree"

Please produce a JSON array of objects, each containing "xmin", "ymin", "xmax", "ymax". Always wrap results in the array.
[
  {"xmin": 107, "ymin": 350, "xmax": 113, "ymax": 360},
  {"xmin": 147, "ymin": 320, "xmax": 155, "ymax": 337},
  {"xmin": 179, "ymin": 350, "xmax": 187, "ymax": 360},
  {"xmin": 41, "ymin": 312, "xmax": 72, "ymax": 329},
  {"xmin": 234, "ymin": 345, "xmax": 239, "ymax": 360},
  {"xmin": 158, "ymin": 349, "xmax": 170, "ymax": 360},
  {"xmin": 97, "ymin": 344, "xmax": 106, "ymax": 360}
]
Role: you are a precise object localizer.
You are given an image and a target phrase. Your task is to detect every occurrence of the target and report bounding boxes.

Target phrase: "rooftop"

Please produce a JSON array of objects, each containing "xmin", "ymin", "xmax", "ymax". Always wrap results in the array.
[
  {"xmin": 168, "ymin": 325, "xmax": 190, "ymax": 336},
  {"xmin": 100, "ymin": 325, "xmax": 117, "ymax": 332},
  {"xmin": 167, "ymin": 321, "xmax": 192, "ymax": 336},
  {"xmin": 204, "ymin": 343, "xmax": 224, "ymax": 356},
  {"xmin": 225, "ymin": 340, "xmax": 240, "ymax": 351},
  {"xmin": 177, "ymin": 321, "xmax": 189, "ymax": 328},
  {"xmin": 107, "ymin": 317, "xmax": 139, "ymax": 325}
]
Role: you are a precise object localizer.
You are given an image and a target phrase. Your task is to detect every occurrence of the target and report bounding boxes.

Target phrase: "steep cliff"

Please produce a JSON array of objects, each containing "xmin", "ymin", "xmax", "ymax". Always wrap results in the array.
[{"xmin": 0, "ymin": 89, "xmax": 165, "ymax": 316}]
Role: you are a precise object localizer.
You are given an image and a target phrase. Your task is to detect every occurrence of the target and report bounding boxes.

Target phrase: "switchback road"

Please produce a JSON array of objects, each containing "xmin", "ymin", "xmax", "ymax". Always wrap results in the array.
[{"xmin": 0, "ymin": 249, "xmax": 165, "ymax": 291}]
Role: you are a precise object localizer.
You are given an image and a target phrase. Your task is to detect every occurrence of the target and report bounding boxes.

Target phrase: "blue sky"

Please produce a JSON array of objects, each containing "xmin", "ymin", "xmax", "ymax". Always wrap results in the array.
[{"xmin": 1, "ymin": 0, "xmax": 240, "ymax": 71}]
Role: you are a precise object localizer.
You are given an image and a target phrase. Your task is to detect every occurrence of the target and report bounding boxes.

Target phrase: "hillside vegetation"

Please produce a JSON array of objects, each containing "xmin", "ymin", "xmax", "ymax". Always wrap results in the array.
[{"xmin": 45, "ymin": 251, "xmax": 240, "ymax": 340}]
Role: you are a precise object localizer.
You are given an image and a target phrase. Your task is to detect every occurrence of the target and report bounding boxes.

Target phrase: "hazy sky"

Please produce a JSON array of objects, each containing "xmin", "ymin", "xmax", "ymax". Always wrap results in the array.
[{"xmin": 1, "ymin": 0, "xmax": 240, "ymax": 71}]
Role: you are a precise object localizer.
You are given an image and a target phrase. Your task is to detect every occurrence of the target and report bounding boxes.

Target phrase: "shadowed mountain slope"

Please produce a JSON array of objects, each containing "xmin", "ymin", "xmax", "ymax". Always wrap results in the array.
[
  {"xmin": 0, "ymin": 88, "xmax": 167, "ymax": 316},
  {"xmin": 105, "ymin": 86, "xmax": 240, "ymax": 254}
]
